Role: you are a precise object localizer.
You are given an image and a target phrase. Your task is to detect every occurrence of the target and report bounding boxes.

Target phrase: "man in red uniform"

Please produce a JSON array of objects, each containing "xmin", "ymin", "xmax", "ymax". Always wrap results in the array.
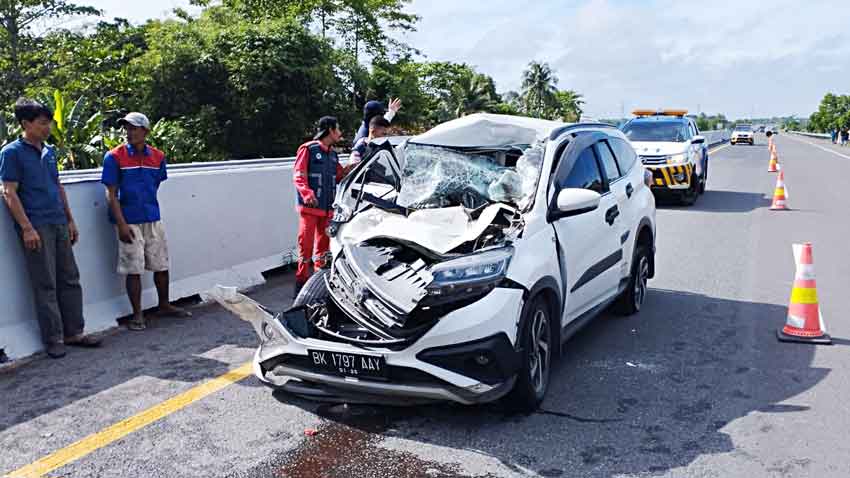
[{"xmin": 293, "ymin": 116, "xmax": 349, "ymax": 295}]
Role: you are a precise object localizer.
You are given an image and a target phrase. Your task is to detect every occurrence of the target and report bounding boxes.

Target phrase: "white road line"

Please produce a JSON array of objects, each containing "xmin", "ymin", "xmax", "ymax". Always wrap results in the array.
[
  {"xmin": 708, "ymin": 143, "xmax": 730, "ymax": 155},
  {"xmin": 785, "ymin": 134, "xmax": 850, "ymax": 160}
]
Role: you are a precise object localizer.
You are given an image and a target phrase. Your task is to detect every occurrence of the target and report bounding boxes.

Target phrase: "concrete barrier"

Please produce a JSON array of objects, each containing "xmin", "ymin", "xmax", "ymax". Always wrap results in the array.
[
  {"xmin": 1, "ymin": 159, "xmax": 307, "ymax": 360},
  {"xmin": 703, "ymin": 130, "xmax": 730, "ymax": 146},
  {"xmin": 789, "ymin": 131, "xmax": 832, "ymax": 140}
]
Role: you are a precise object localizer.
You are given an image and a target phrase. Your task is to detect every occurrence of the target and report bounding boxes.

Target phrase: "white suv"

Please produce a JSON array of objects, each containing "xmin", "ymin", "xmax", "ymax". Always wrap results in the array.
[{"xmin": 217, "ymin": 114, "xmax": 657, "ymax": 411}]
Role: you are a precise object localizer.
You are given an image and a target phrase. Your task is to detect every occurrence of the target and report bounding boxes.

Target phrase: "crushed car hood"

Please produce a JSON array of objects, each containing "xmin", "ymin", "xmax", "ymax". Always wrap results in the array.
[
  {"xmin": 411, "ymin": 113, "xmax": 564, "ymax": 148},
  {"xmin": 339, "ymin": 203, "xmax": 518, "ymax": 256}
]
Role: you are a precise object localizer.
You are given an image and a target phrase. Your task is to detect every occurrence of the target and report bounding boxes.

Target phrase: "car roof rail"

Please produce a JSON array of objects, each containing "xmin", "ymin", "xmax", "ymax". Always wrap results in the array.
[{"xmin": 549, "ymin": 122, "xmax": 619, "ymax": 140}]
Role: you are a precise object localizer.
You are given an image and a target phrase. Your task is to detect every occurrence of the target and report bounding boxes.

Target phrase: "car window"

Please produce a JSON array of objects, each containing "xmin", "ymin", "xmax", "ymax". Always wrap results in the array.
[
  {"xmin": 608, "ymin": 137, "xmax": 637, "ymax": 174},
  {"xmin": 560, "ymin": 146, "xmax": 605, "ymax": 193},
  {"xmin": 595, "ymin": 141, "xmax": 621, "ymax": 182}
]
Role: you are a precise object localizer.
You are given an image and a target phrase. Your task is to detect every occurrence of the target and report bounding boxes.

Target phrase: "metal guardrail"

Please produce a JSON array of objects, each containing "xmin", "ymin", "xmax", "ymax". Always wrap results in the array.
[{"xmin": 789, "ymin": 131, "xmax": 831, "ymax": 139}]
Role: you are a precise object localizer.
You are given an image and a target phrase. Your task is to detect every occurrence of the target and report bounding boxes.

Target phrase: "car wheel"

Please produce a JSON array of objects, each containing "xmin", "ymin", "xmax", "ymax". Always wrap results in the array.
[
  {"xmin": 679, "ymin": 177, "xmax": 699, "ymax": 206},
  {"xmin": 699, "ymin": 162, "xmax": 708, "ymax": 195},
  {"xmin": 292, "ymin": 269, "xmax": 330, "ymax": 308},
  {"xmin": 613, "ymin": 244, "xmax": 651, "ymax": 315},
  {"xmin": 505, "ymin": 296, "xmax": 552, "ymax": 412}
]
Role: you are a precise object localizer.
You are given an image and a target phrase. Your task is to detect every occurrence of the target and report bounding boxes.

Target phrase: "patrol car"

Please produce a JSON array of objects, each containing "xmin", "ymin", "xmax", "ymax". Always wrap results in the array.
[{"xmin": 620, "ymin": 110, "xmax": 708, "ymax": 205}]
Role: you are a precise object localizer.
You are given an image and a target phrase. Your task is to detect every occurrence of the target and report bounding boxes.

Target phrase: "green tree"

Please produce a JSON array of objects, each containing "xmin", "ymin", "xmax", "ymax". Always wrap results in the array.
[
  {"xmin": 554, "ymin": 89, "xmax": 584, "ymax": 122},
  {"xmin": 0, "ymin": 0, "xmax": 100, "ymax": 105},
  {"xmin": 520, "ymin": 61, "xmax": 559, "ymax": 118},
  {"xmin": 450, "ymin": 73, "xmax": 497, "ymax": 117},
  {"xmin": 136, "ymin": 9, "xmax": 349, "ymax": 159}
]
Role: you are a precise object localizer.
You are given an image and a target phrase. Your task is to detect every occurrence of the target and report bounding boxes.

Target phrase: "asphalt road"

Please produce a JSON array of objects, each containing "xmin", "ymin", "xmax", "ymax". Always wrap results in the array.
[{"xmin": 3, "ymin": 133, "xmax": 850, "ymax": 478}]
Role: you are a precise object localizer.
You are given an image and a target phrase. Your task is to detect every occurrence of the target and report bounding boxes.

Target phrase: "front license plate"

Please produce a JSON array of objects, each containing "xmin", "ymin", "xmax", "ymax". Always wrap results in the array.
[{"xmin": 307, "ymin": 349, "xmax": 387, "ymax": 380}]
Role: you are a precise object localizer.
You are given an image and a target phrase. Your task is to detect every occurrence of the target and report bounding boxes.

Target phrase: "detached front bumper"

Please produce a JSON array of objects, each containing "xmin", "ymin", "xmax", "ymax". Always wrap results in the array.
[
  {"xmin": 645, "ymin": 163, "xmax": 695, "ymax": 190},
  {"xmin": 252, "ymin": 288, "xmax": 525, "ymax": 405}
]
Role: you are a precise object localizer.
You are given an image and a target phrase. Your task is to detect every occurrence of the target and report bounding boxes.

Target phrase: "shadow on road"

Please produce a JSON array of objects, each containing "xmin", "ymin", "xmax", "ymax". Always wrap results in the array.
[
  {"xmin": 656, "ymin": 190, "xmax": 771, "ymax": 213},
  {"xmin": 258, "ymin": 288, "xmax": 826, "ymax": 478},
  {"xmin": 0, "ymin": 271, "xmax": 296, "ymax": 434}
]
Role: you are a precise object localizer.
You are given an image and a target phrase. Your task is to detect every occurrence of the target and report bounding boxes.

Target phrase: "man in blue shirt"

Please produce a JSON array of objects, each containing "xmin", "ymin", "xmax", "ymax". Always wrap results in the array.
[
  {"xmin": 101, "ymin": 112, "xmax": 190, "ymax": 331},
  {"xmin": 0, "ymin": 98, "xmax": 101, "ymax": 358}
]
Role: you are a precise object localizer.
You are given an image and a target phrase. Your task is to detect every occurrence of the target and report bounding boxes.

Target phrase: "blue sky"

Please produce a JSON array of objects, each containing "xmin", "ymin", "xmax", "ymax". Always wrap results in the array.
[{"xmin": 78, "ymin": 0, "xmax": 850, "ymax": 119}]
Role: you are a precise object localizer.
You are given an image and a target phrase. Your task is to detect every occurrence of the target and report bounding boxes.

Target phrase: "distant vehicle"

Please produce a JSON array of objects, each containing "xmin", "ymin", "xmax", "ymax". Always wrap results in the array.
[
  {"xmin": 757, "ymin": 125, "xmax": 766, "ymax": 133},
  {"xmin": 731, "ymin": 124, "xmax": 755, "ymax": 145},
  {"xmin": 620, "ymin": 109, "xmax": 708, "ymax": 206}
]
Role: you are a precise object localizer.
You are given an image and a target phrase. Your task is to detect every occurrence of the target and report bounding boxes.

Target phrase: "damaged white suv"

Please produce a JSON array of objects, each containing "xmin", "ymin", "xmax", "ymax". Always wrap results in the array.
[{"xmin": 219, "ymin": 114, "xmax": 656, "ymax": 411}]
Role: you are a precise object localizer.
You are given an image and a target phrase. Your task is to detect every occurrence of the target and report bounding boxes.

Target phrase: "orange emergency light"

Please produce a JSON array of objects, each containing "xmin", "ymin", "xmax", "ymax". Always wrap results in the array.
[{"xmin": 632, "ymin": 109, "xmax": 688, "ymax": 117}]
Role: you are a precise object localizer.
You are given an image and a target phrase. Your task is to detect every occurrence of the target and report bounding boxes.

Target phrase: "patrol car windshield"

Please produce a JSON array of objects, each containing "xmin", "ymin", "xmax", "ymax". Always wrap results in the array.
[
  {"xmin": 621, "ymin": 121, "xmax": 688, "ymax": 142},
  {"xmin": 735, "ymin": 125, "xmax": 753, "ymax": 131}
]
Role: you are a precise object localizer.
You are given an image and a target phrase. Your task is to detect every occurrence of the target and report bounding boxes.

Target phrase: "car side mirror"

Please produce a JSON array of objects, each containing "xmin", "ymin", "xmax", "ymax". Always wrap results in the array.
[
  {"xmin": 556, "ymin": 188, "xmax": 601, "ymax": 216},
  {"xmin": 691, "ymin": 135, "xmax": 706, "ymax": 144}
]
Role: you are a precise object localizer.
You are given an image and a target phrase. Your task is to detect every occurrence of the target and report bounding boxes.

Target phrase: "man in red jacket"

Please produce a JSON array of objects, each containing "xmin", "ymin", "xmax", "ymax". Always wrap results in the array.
[{"xmin": 293, "ymin": 116, "xmax": 349, "ymax": 295}]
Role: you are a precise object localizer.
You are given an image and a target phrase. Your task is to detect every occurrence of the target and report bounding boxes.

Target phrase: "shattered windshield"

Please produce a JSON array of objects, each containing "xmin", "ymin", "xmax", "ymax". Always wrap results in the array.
[{"xmin": 396, "ymin": 142, "xmax": 544, "ymax": 211}]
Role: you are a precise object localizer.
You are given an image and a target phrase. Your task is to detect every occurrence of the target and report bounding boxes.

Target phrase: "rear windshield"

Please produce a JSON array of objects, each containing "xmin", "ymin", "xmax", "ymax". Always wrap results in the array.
[{"xmin": 621, "ymin": 121, "xmax": 688, "ymax": 142}]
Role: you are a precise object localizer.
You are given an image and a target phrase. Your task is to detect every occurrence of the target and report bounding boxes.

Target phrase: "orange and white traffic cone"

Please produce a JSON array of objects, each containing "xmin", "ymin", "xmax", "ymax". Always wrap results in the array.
[
  {"xmin": 770, "ymin": 171, "xmax": 789, "ymax": 210},
  {"xmin": 777, "ymin": 243, "xmax": 831, "ymax": 344},
  {"xmin": 768, "ymin": 155, "xmax": 779, "ymax": 172}
]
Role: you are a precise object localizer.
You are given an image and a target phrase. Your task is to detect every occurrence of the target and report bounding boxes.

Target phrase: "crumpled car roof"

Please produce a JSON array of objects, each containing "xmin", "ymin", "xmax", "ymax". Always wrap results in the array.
[{"xmin": 410, "ymin": 113, "xmax": 566, "ymax": 148}]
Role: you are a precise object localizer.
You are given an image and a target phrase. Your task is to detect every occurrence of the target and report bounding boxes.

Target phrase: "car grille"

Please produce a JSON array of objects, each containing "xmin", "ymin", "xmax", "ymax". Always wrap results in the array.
[
  {"xmin": 328, "ymin": 256, "xmax": 440, "ymax": 343},
  {"xmin": 640, "ymin": 155, "xmax": 667, "ymax": 165}
]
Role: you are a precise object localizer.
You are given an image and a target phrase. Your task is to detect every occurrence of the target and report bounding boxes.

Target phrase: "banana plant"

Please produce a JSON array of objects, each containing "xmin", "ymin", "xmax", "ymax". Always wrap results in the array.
[
  {"xmin": 45, "ymin": 90, "xmax": 105, "ymax": 170},
  {"xmin": 1, "ymin": 111, "xmax": 22, "ymax": 148}
]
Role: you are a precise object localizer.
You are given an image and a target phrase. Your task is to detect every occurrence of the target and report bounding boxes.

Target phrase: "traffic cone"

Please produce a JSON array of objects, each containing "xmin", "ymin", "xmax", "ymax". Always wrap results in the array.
[
  {"xmin": 770, "ymin": 171, "xmax": 789, "ymax": 210},
  {"xmin": 768, "ymin": 155, "xmax": 779, "ymax": 172},
  {"xmin": 777, "ymin": 243, "xmax": 831, "ymax": 344}
]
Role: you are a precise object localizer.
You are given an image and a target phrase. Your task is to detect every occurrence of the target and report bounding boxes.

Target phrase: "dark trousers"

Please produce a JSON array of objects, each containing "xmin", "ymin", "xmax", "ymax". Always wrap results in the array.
[{"xmin": 22, "ymin": 224, "xmax": 85, "ymax": 345}]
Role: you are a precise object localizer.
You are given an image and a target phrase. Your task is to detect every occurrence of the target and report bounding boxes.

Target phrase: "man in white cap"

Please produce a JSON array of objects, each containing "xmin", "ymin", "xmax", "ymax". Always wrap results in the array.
[{"xmin": 101, "ymin": 112, "xmax": 190, "ymax": 331}]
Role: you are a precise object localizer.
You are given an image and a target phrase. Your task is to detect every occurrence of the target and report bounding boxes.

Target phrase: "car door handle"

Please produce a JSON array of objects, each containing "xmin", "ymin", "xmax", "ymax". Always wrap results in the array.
[
  {"xmin": 625, "ymin": 183, "xmax": 634, "ymax": 198},
  {"xmin": 605, "ymin": 205, "xmax": 619, "ymax": 225}
]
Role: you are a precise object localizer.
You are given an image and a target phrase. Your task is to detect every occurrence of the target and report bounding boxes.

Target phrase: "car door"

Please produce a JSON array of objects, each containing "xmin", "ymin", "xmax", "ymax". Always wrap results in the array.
[
  {"xmin": 594, "ymin": 139, "xmax": 630, "ymax": 278},
  {"xmin": 550, "ymin": 135, "xmax": 624, "ymax": 321},
  {"xmin": 607, "ymin": 136, "xmax": 644, "ymax": 277}
]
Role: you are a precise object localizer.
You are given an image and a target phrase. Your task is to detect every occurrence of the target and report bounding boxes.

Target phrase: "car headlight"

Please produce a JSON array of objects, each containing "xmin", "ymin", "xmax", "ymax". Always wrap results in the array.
[
  {"xmin": 666, "ymin": 153, "xmax": 687, "ymax": 164},
  {"xmin": 428, "ymin": 247, "xmax": 513, "ymax": 291}
]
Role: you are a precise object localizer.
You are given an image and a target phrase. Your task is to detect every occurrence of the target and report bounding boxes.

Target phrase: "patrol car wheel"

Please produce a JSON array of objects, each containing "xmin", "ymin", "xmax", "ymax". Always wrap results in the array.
[{"xmin": 679, "ymin": 177, "xmax": 699, "ymax": 206}]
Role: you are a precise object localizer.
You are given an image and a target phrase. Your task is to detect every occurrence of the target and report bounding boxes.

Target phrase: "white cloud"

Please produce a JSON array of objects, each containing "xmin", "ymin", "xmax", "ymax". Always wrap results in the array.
[{"xmin": 404, "ymin": 0, "xmax": 850, "ymax": 118}]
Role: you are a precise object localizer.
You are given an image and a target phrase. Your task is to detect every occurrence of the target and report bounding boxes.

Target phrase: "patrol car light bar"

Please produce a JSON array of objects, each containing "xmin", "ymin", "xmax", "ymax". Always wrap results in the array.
[{"xmin": 632, "ymin": 109, "xmax": 688, "ymax": 117}]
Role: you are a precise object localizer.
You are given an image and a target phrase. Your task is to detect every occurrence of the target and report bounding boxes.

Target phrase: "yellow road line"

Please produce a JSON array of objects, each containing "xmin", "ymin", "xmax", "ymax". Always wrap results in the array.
[{"xmin": 6, "ymin": 362, "xmax": 253, "ymax": 478}]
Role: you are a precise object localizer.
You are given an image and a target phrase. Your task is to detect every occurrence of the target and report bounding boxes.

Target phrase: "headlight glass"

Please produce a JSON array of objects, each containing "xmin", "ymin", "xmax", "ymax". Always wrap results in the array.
[
  {"xmin": 429, "ymin": 247, "xmax": 513, "ymax": 288},
  {"xmin": 666, "ymin": 153, "xmax": 687, "ymax": 164}
]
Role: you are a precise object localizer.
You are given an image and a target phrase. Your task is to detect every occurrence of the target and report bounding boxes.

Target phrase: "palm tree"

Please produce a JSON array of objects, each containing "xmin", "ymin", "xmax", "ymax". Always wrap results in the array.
[
  {"xmin": 555, "ymin": 89, "xmax": 585, "ymax": 122},
  {"xmin": 521, "ymin": 61, "xmax": 559, "ymax": 118},
  {"xmin": 451, "ymin": 74, "xmax": 497, "ymax": 117}
]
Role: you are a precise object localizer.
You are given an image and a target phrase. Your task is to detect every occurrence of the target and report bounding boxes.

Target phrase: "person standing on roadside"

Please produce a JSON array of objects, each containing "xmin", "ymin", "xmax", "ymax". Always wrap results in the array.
[
  {"xmin": 0, "ymin": 98, "xmax": 101, "ymax": 358},
  {"xmin": 766, "ymin": 130, "xmax": 778, "ymax": 162},
  {"xmin": 101, "ymin": 112, "xmax": 191, "ymax": 331},
  {"xmin": 352, "ymin": 98, "xmax": 402, "ymax": 145},
  {"xmin": 292, "ymin": 116, "xmax": 353, "ymax": 296}
]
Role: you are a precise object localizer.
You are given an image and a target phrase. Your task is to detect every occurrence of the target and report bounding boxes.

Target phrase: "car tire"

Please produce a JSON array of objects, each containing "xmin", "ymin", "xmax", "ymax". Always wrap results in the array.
[
  {"xmin": 292, "ymin": 269, "xmax": 330, "ymax": 308},
  {"xmin": 613, "ymin": 244, "xmax": 651, "ymax": 316},
  {"xmin": 679, "ymin": 177, "xmax": 699, "ymax": 206},
  {"xmin": 699, "ymin": 161, "xmax": 708, "ymax": 195},
  {"xmin": 505, "ymin": 296, "xmax": 553, "ymax": 413}
]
